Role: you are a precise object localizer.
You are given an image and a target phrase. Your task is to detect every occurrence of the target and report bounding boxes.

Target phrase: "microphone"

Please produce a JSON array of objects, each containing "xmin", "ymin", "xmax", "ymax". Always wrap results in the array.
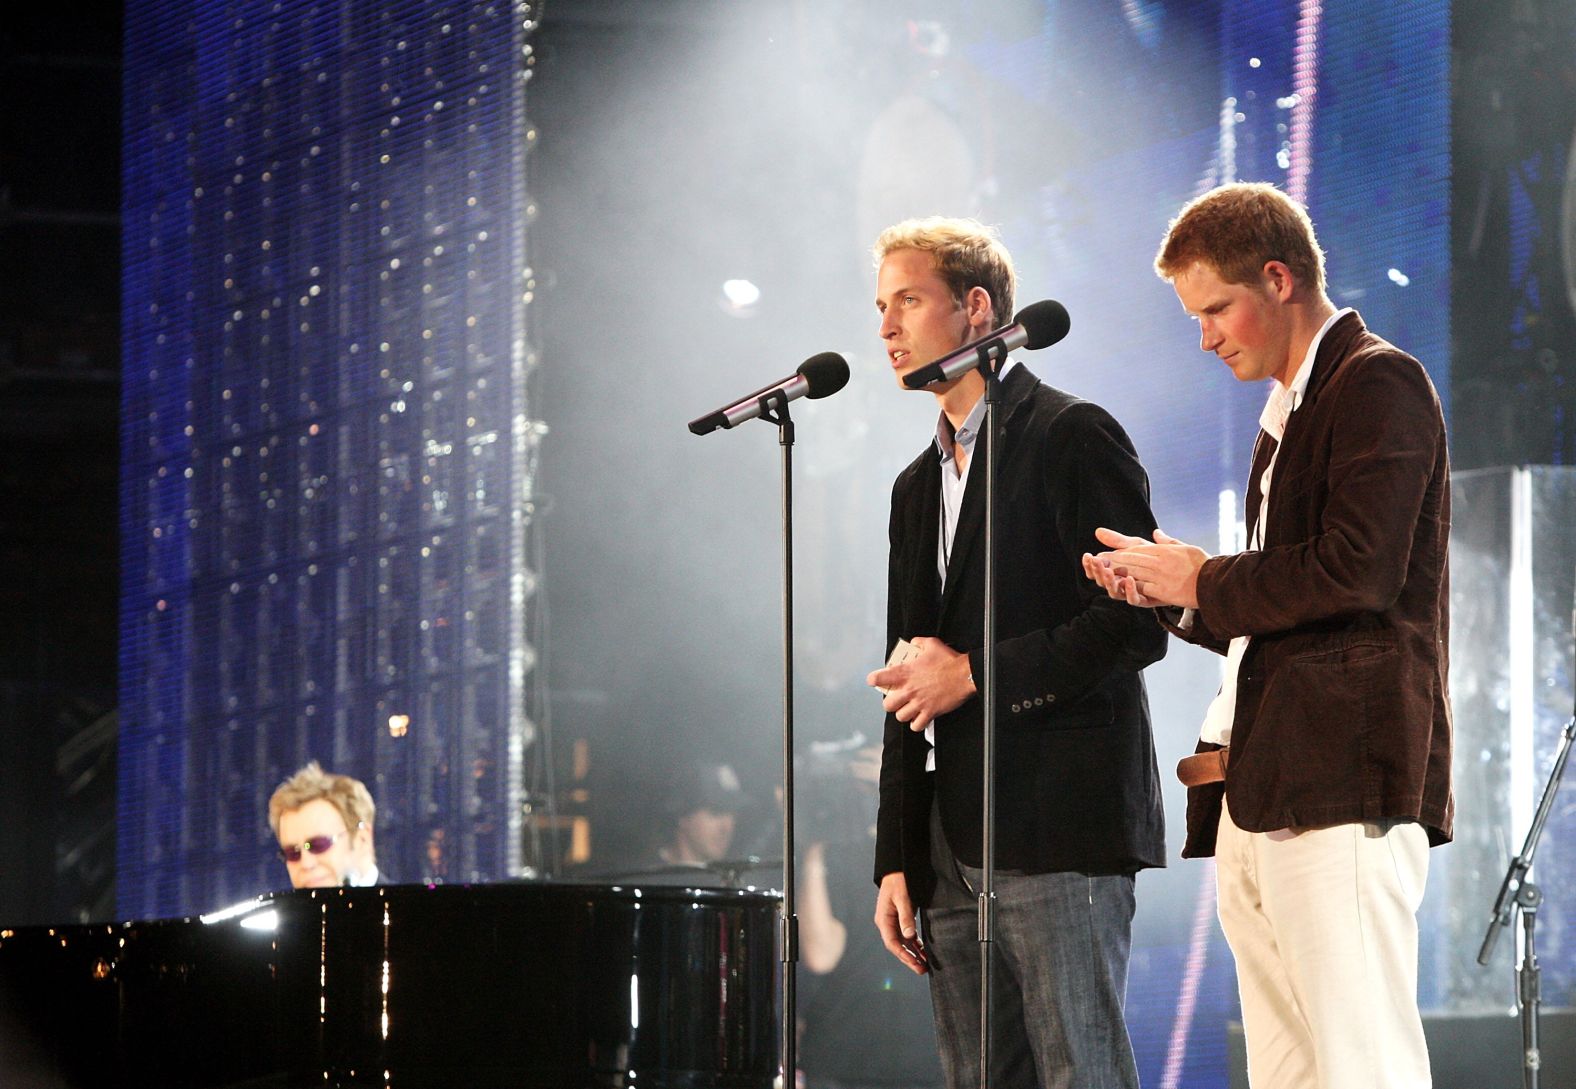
[
  {"xmin": 688, "ymin": 352, "xmax": 850, "ymax": 435},
  {"xmin": 901, "ymin": 299, "xmax": 1070, "ymax": 389}
]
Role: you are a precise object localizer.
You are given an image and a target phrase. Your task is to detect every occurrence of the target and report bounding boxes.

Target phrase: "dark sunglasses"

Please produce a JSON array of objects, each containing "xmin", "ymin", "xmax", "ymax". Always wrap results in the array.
[{"xmin": 277, "ymin": 830, "xmax": 348, "ymax": 863}]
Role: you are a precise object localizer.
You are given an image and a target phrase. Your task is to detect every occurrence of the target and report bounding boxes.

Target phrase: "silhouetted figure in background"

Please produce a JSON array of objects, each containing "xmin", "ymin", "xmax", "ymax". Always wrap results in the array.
[{"xmin": 798, "ymin": 736, "xmax": 940, "ymax": 1089}]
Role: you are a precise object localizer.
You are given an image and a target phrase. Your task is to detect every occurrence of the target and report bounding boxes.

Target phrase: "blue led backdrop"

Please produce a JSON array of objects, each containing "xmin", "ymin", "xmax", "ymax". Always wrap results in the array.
[{"xmin": 121, "ymin": 0, "xmax": 549, "ymax": 918}]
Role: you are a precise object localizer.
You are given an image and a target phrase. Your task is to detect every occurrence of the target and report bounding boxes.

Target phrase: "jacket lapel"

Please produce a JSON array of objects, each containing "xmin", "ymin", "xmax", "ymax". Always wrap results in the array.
[
  {"xmin": 905, "ymin": 453, "xmax": 944, "ymax": 634},
  {"xmin": 1299, "ymin": 311, "xmax": 1363, "ymax": 407},
  {"xmin": 1244, "ymin": 429, "xmax": 1277, "ymax": 547},
  {"xmin": 1250, "ymin": 311, "xmax": 1364, "ymax": 546},
  {"xmin": 936, "ymin": 365, "xmax": 1037, "ymax": 627}
]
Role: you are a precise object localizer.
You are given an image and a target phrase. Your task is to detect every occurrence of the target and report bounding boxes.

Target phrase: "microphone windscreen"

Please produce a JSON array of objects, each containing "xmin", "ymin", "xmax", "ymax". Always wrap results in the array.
[
  {"xmin": 1014, "ymin": 300, "xmax": 1071, "ymax": 350},
  {"xmin": 799, "ymin": 352, "xmax": 851, "ymax": 399}
]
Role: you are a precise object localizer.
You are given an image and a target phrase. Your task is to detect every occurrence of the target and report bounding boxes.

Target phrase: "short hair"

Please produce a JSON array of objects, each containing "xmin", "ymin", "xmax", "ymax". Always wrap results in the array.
[
  {"xmin": 267, "ymin": 760, "xmax": 375, "ymax": 837},
  {"xmin": 1154, "ymin": 182, "xmax": 1327, "ymax": 295},
  {"xmin": 873, "ymin": 216, "xmax": 1017, "ymax": 321}
]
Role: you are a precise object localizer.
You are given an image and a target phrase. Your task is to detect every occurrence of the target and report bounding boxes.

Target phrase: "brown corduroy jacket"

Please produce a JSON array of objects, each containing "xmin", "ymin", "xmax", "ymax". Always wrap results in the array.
[{"xmin": 1162, "ymin": 311, "xmax": 1454, "ymax": 858}]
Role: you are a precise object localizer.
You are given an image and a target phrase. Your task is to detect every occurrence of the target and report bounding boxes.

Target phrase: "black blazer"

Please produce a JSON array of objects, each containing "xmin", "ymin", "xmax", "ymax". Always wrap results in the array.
[{"xmin": 874, "ymin": 364, "xmax": 1167, "ymax": 907}]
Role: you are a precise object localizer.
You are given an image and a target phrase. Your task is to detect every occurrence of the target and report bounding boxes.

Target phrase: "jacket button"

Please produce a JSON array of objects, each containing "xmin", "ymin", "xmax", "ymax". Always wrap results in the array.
[
  {"xmin": 1034, "ymin": 697, "xmax": 1044, "ymax": 707},
  {"xmin": 1011, "ymin": 703, "xmax": 1021, "ymax": 713},
  {"xmin": 1046, "ymin": 694, "xmax": 1055, "ymax": 703}
]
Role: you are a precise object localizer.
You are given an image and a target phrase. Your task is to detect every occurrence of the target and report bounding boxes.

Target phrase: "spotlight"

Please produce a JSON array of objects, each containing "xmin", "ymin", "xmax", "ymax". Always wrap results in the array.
[{"xmin": 719, "ymin": 279, "xmax": 761, "ymax": 316}]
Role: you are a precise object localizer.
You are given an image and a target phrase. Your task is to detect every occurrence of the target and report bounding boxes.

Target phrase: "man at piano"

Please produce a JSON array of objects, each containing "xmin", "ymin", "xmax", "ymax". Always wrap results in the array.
[{"xmin": 268, "ymin": 761, "xmax": 383, "ymax": 888}]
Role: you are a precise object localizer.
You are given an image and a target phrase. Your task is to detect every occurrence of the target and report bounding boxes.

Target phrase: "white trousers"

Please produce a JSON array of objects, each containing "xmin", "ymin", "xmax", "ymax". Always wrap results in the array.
[{"xmin": 1216, "ymin": 797, "xmax": 1433, "ymax": 1089}]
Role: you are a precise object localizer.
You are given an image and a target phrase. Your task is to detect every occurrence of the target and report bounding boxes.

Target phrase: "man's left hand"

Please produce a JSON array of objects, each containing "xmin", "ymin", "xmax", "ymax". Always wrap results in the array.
[
  {"xmin": 865, "ymin": 636, "xmax": 975, "ymax": 733},
  {"xmin": 1087, "ymin": 526, "xmax": 1209, "ymax": 609}
]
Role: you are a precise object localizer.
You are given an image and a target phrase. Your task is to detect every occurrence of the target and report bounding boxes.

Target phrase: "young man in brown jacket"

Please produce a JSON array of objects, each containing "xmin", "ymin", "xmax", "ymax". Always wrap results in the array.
[{"xmin": 1085, "ymin": 182, "xmax": 1453, "ymax": 1089}]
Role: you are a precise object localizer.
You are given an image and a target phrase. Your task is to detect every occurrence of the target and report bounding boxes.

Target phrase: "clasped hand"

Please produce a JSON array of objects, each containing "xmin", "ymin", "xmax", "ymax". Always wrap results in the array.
[
  {"xmin": 865, "ymin": 635, "xmax": 975, "ymax": 733},
  {"xmin": 1081, "ymin": 527, "xmax": 1208, "ymax": 609}
]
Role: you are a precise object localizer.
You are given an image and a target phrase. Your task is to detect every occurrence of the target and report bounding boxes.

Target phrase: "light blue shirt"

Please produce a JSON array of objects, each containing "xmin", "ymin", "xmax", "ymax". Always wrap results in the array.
[{"xmin": 935, "ymin": 358, "xmax": 1019, "ymax": 588}]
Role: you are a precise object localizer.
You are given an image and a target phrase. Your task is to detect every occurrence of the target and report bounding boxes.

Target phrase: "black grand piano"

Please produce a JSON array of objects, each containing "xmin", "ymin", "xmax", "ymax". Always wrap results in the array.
[{"xmin": 0, "ymin": 883, "xmax": 779, "ymax": 1088}]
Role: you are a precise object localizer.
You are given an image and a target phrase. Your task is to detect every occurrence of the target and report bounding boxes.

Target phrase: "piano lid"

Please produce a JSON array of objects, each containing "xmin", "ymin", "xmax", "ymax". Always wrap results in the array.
[{"xmin": 0, "ymin": 882, "xmax": 780, "ymax": 1088}]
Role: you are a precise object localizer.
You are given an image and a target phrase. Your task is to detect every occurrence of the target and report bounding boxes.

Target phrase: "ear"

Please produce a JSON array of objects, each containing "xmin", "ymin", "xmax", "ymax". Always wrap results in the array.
[
  {"xmin": 963, "ymin": 284, "xmax": 995, "ymax": 331},
  {"xmin": 1261, "ymin": 260, "xmax": 1297, "ymax": 302}
]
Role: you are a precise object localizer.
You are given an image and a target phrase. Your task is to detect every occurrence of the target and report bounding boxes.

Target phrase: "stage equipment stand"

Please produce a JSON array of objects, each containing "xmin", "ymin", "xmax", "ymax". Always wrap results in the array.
[
  {"xmin": 688, "ymin": 352, "xmax": 849, "ymax": 1085},
  {"xmin": 1477, "ymin": 612, "xmax": 1576, "ymax": 1089},
  {"xmin": 975, "ymin": 341, "xmax": 1008, "ymax": 1089},
  {"xmin": 756, "ymin": 388, "xmax": 799, "ymax": 1087}
]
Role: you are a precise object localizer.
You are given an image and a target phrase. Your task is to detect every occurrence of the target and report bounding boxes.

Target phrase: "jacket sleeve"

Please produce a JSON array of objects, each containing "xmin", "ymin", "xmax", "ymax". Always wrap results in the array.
[
  {"xmin": 1195, "ymin": 351, "xmax": 1445, "ymax": 637},
  {"xmin": 969, "ymin": 401, "xmax": 1168, "ymax": 724},
  {"xmin": 1156, "ymin": 606, "xmax": 1231, "ymax": 656}
]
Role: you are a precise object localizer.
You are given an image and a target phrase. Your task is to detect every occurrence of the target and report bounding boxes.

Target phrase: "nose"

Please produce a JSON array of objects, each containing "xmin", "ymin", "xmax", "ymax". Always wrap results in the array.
[
  {"xmin": 879, "ymin": 308, "xmax": 899, "ymax": 340},
  {"xmin": 1198, "ymin": 318, "xmax": 1221, "ymax": 354}
]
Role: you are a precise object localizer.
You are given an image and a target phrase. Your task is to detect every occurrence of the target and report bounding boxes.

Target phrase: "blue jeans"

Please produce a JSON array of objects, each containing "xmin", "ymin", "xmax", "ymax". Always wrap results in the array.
[{"xmin": 923, "ymin": 799, "xmax": 1140, "ymax": 1089}]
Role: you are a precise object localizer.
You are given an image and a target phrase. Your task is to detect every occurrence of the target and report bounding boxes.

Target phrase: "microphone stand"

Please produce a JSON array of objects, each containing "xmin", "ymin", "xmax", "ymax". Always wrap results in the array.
[
  {"xmin": 756, "ymin": 387, "xmax": 799, "ymax": 1087},
  {"xmin": 974, "ymin": 339, "xmax": 1009, "ymax": 1089},
  {"xmin": 1476, "ymin": 666, "xmax": 1576, "ymax": 1089}
]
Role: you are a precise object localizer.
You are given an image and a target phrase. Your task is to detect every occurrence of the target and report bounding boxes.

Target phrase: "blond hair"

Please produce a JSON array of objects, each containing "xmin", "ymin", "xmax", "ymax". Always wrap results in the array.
[
  {"xmin": 1155, "ymin": 182, "xmax": 1327, "ymax": 295},
  {"xmin": 873, "ymin": 216, "xmax": 1017, "ymax": 321},
  {"xmin": 267, "ymin": 760, "xmax": 375, "ymax": 836}
]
